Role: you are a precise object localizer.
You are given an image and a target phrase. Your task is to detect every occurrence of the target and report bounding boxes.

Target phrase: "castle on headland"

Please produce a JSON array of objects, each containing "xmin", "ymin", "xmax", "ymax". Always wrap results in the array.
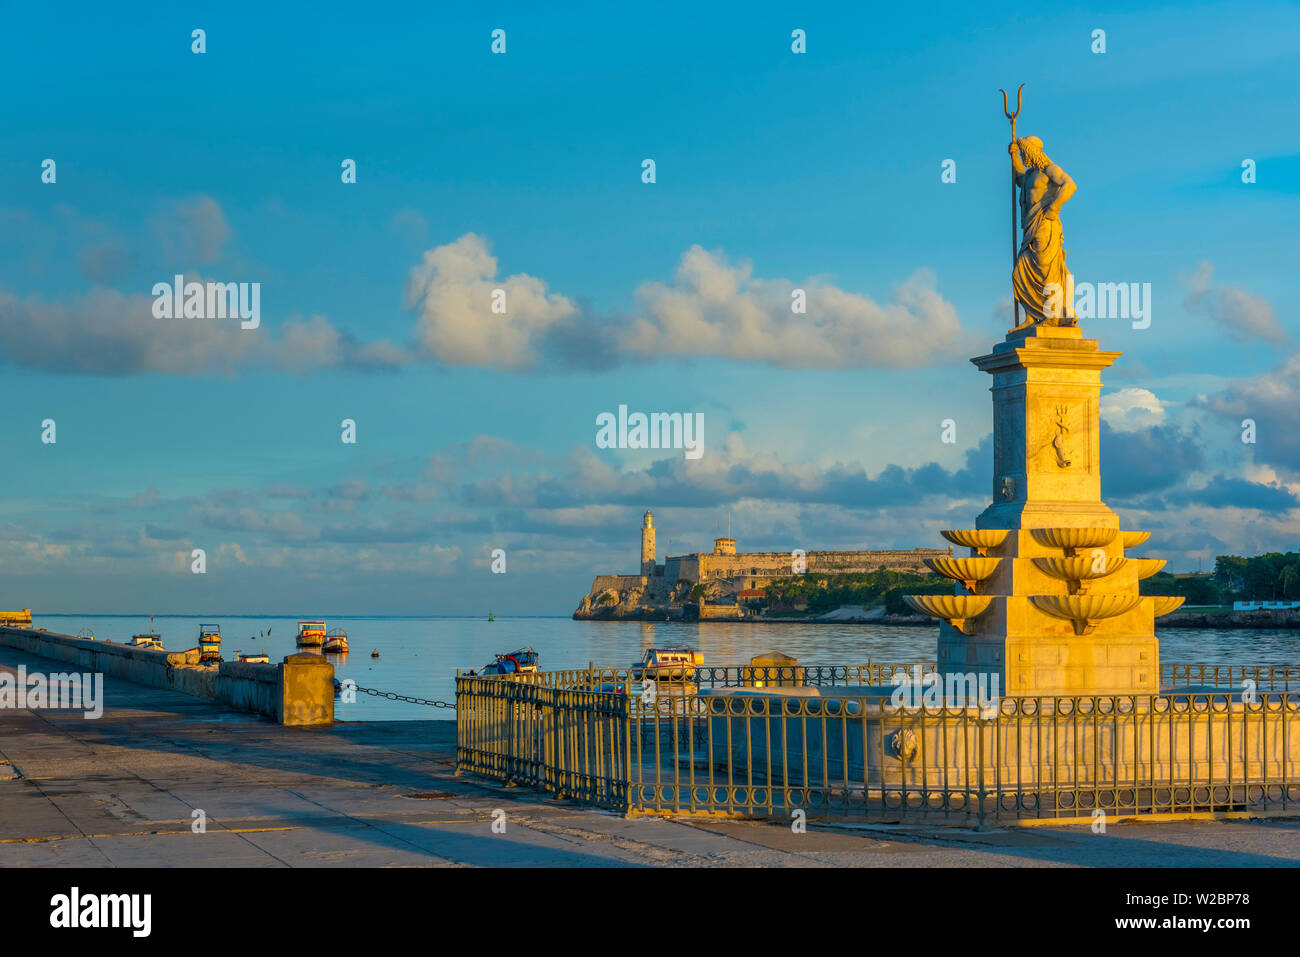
[{"xmin": 573, "ymin": 510, "xmax": 952, "ymax": 620}]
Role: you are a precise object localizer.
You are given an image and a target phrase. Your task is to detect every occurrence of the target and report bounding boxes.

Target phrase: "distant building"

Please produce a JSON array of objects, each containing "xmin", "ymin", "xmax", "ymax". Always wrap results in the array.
[
  {"xmin": 574, "ymin": 509, "xmax": 951, "ymax": 618},
  {"xmin": 1233, "ymin": 600, "xmax": 1300, "ymax": 611}
]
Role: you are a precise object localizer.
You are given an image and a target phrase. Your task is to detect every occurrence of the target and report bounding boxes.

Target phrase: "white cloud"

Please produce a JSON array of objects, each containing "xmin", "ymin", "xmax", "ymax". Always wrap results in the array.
[
  {"xmin": 0, "ymin": 284, "xmax": 405, "ymax": 375},
  {"xmin": 404, "ymin": 233, "xmax": 578, "ymax": 370},
  {"xmin": 1182, "ymin": 261, "xmax": 1286, "ymax": 345},
  {"xmin": 2, "ymin": 228, "xmax": 973, "ymax": 376},
  {"xmin": 622, "ymin": 246, "xmax": 972, "ymax": 368},
  {"xmin": 151, "ymin": 195, "xmax": 231, "ymax": 265},
  {"xmin": 1101, "ymin": 387, "xmax": 1167, "ymax": 432}
]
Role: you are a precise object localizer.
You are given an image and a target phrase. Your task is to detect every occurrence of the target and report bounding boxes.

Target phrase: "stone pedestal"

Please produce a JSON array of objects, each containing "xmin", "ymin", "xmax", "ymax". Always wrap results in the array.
[
  {"xmin": 910, "ymin": 325, "xmax": 1180, "ymax": 696},
  {"xmin": 972, "ymin": 325, "xmax": 1118, "ymax": 529}
]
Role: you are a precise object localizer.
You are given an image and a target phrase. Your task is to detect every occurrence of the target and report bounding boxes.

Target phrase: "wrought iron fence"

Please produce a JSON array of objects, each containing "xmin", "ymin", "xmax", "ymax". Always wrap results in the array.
[{"xmin": 455, "ymin": 663, "xmax": 1300, "ymax": 825}]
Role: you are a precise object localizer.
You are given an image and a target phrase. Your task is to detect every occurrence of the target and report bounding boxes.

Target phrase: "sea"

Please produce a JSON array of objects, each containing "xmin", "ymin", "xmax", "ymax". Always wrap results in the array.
[{"xmin": 33, "ymin": 614, "xmax": 1300, "ymax": 721}]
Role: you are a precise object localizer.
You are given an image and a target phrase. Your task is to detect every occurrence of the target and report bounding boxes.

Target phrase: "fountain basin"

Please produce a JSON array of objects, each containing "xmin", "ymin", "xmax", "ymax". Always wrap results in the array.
[
  {"xmin": 904, "ymin": 595, "xmax": 993, "ymax": 635},
  {"xmin": 1121, "ymin": 530, "xmax": 1152, "ymax": 548},
  {"xmin": 940, "ymin": 529, "xmax": 1008, "ymax": 556},
  {"xmin": 1032, "ymin": 556, "xmax": 1127, "ymax": 592},
  {"xmin": 1031, "ymin": 527, "xmax": 1118, "ymax": 554},
  {"xmin": 924, "ymin": 557, "xmax": 1001, "ymax": 592},
  {"xmin": 1029, "ymin": 593, "xmax": 1143, "ymax": 635},
  {"xmin": 1151, "ymin": 596, "xmax": 1186, "ymax": 618}
]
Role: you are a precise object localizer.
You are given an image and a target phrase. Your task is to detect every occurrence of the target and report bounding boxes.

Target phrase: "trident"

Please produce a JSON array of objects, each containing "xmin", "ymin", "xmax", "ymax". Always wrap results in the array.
[{"xmin": 1000, "ymin": 83, "xmax": 1024, "ymax": 330}]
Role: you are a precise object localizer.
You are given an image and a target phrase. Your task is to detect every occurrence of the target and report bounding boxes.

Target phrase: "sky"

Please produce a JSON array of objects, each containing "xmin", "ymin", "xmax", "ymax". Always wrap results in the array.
[{"xmin": 0, "ymin": 1, "xmax": 1297, "ymax": 615}]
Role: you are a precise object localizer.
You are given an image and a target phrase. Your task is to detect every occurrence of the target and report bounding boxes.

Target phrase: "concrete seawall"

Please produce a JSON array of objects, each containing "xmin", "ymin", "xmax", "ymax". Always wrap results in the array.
[{"xmin": 0, "ymin": 626, "xmax": 333, "ymax": 725}]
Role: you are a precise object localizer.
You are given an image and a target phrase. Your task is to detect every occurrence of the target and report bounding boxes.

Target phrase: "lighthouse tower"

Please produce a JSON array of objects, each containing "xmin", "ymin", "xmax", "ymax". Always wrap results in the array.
[{"xmin": 640, "ymin": 510, "xmax": 656, "ymax": 576}]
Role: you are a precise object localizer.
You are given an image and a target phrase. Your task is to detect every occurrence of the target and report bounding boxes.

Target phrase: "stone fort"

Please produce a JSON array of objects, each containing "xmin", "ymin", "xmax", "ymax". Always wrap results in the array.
[{"xmin": 575, "ymin": 510, "xmax": 951, "ymax": 617}]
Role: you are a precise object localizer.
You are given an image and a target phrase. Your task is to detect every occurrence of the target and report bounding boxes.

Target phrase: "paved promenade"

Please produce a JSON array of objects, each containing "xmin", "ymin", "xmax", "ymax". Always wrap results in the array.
[{"xmin": 3, "ymin": 645, "xmax": 1300, "ymax": 867}]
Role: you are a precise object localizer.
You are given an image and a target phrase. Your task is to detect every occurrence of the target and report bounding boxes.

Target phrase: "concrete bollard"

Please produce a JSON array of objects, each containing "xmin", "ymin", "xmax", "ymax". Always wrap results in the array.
[
  {"xmin": 279, "ymin": 652, "xmax": 334, "ymax": 726},
  {"xmin": 744, "ymin": 651, "xmax": 804, "ymax": 687}
]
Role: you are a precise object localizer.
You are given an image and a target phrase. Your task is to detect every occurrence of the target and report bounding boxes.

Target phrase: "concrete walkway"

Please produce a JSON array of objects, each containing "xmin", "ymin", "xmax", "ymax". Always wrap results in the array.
[{"xmin": 3, "ymin": 645, "xmax": 1300, "ymax": 867}]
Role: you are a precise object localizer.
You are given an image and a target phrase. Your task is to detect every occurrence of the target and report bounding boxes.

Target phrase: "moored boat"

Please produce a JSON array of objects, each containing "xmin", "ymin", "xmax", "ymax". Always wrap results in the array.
[
  {"xmin": 636, "ymin": 646, "xmax": 703, "ymax": 678},
  {"xmin": 131, "ymin": 615, "xmax": 163, "ymax": 650},
  {"xmin": 198, "ymin": 623, "xmax": 222, "ymax": 663},
  {"xmin": 236, "ymin": 650, "xmax": 269, "ymax": 664},
  {"xmin": 296, "ymin": 620, "xmax": 326, "ymax": 647},
  {"xmin": 635, "ymin": 647, "xmax": 702, "ymax": 694},
  {"xmin": 478, "ymin": 647, "xmax": 539, "ymax": 675},
  {"xmin": 0, "ymin": 608, "xmax": 33, "ymax": 627},
  {"xmin": 322, "ymin": 628, "xmax": 349, "ymax": 654}
]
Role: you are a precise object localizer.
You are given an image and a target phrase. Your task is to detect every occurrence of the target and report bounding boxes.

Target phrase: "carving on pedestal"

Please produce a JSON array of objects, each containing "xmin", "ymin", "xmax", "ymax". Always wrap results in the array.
[
  {"xmin": 1052, "ymin": 404, "xmax": 1073, "ymax": 468},
  {"xmin": 888, "ymin": 729, "xmax": 919, "ymax": 761},
  {"xmin": 1000, "ymin": 476, "xmax": 1015, "ymax": 500}
]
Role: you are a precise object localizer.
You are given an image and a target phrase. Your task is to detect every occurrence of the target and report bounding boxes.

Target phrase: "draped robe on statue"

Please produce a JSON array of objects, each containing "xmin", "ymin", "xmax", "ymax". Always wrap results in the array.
[{"xmin": 1013, "ymin": 169, "xmax": 1073, "ymax": 325}]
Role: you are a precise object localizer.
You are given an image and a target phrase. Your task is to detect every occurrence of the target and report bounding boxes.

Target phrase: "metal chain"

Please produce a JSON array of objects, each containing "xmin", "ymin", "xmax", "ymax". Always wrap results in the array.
[{"xmin": 351, "ymin": 685, "xmax": 457, "ymax": 709}]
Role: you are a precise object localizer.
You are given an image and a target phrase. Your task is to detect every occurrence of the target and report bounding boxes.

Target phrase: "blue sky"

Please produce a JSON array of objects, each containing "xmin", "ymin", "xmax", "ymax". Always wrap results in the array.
[{"xmin": 1, "ymin": 1, "xmax": 1297, "ymax": 614}]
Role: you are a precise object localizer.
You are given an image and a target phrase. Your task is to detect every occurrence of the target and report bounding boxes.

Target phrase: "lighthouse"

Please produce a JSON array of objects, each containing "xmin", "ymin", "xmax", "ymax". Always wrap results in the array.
[{"xmin": 640, "ymin": 510, "xmax": 656, "ymax": 575}]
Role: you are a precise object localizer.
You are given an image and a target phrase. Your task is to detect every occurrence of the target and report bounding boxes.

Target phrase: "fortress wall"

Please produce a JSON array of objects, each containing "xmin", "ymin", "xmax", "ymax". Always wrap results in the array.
[
  {"xmin": 584, "ymin": 546, "xmax": 950, "ymax": 608},
  {"xmin": 698, "ymin": 548, "xmax": 950, "ymax": 580},
  {"xmin": 589, "ymin": 574, "xmax": 645, "ymax": 595},
  {"xmin": 698, "ymin": 603, "xmax": 745, "ymax": 620},
  {"xmin": 663, "ymin": 556, "xmax": 699, "ymax": 583},
  {"xmin": 700, "ymin": 554, "xmax": 801, "ymax": 579},
  {"xmin": 808, "ymin": 548, "xmax": 950, "ymax": 572}
]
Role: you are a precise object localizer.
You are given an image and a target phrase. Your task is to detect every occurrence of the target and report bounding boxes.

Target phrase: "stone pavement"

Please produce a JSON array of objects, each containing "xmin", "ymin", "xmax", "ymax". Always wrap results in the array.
[{"xmin": 3, "ymin": 645, "xmax": 1299, "ymax": 867}]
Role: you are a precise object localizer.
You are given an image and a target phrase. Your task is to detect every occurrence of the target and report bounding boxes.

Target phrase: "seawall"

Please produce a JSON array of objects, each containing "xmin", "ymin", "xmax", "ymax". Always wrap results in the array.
[
  {"xmin": 1162, "ymin": 610, "xmax": 1300, "ymax": 630},
  {"xmin": 0, "ymin": 626, "xmax": 333, "ymax": 725}
]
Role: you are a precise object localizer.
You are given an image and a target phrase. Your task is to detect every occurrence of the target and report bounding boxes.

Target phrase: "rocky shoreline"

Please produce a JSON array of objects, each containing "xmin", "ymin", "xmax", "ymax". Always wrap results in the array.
[
  {"xmin": 572, "ymin": 605, "xmax": 1300, "ymax": 630},
  {"xmin": 1159, "ymin": 609, "xmax": 1300, "ymax": 630},
  {"xmin": 572, "ymin": 608, "xmax": 935, "ymax": 625}
]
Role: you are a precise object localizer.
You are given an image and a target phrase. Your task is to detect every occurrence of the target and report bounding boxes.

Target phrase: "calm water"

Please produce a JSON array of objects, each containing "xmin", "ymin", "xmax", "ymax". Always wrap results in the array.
[{"xmin": 34, "ymin": 615, "xmax": 1300, "ymax": 721}]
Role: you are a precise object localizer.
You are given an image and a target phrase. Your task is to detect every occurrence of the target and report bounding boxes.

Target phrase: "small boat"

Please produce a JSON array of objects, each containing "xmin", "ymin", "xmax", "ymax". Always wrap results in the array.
[
  {"xmin": 323, "ymin": 628, "xmax": 349, "ymax": 654},
  {"xmin": 131, "ymin": 615, "xmax": 163, "ymax": 650},
  {"xmin": 236, "ymin": 650, "xmax": 269, "ymax": 664},
  {"xmin": 0, "ymin": 608, "xmax": 32, "ymax": 627},
  {"xmin": 370, "ymin": 649, "xmax": 379, "ymax": 658},
  {"xmin": 636, "ymin": 647, "xmax": 702, "ymax": 688},
  {"xmin": 479, "ymin": 647, "xmax": 539, "ymax": 675},
  {"xmin": 296, "ymin": 620, "xmax": 326, "ymax": 647},
  {"xmin": 198, "ymin": 623, "xmax": 222, "ymax": 663}
]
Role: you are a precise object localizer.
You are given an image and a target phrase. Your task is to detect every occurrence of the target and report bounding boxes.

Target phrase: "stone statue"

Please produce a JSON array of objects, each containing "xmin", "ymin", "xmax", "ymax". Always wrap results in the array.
[{"xmin": 1009, "ymin": 135, "xmax": 1076, "ymax": 330}]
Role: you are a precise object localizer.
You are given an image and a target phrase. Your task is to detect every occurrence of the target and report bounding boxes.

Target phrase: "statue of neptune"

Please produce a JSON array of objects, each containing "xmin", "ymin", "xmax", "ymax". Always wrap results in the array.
[{"xmin": 1009, "ymin": 136, "xmax": 1076, "ymax": 330}]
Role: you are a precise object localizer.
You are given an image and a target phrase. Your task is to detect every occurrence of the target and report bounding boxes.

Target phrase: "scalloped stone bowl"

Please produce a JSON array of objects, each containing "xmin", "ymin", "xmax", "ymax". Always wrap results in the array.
[
  {"xmin": 903, "ymin": 595, "xmax": 993, "ymax": 620},
  {"xmin": 1121, "ymin": 530, "xmax": 1152, "ymax": 549},
  {"xmin": 924, "ymin": 557, "xmax": 1001, "ymax": 588},
  {"xmin": 1032, "ymin": 556, "xmax": 1127, "ymax": 582},
  {"xmin": 940, "ymin": 530, "xmax": 1009, "ymax": 554},
  {"xmin": 1129, "ymin": 558, "xmax": 1167, "ymax": 580},
  {"xmin": 1030, "ymin": 527, "xmax": 1118, "ymax": 552},
  {"xmin": 1151, "ymin": 596, "xmax": 1186, "ymax": 617},
  {"xmin": 1029, "ymin": 594, "xmax": 1143, "ymax": 621}
]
